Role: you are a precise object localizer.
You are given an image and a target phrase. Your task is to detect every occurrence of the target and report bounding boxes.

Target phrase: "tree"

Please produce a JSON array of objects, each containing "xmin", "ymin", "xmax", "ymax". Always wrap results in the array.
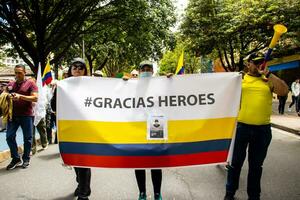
[
  {"xmin": 180, "ymin": 0, "xmax": 300, "ymax": 72},
  {"xmin": 77, "ymin": 0, "xmax": 176, "ymax": 76},
  {"xmin": 0, "ymin": 0, "xmax": 138, "ymax": 73},
  {"xmin": 47, "ymin": 0, "xmax": 175, "ymax": 76},
  {"xmin": 159, "ymin": 38, "xmax": 211, "ymax": 74}
]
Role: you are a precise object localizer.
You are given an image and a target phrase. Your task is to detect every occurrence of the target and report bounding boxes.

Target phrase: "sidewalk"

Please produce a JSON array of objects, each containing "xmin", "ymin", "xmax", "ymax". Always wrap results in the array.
[{"xmin": 271, "ymin": 100, "xmax": 300, "ymax": 135}]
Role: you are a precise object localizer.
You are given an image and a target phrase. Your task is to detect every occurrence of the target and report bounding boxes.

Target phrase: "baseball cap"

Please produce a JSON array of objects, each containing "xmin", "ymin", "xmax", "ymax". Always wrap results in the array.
[
  {"xmin": 247, "ymin": 53, "xmax": 264, "ymax": 65},
  {"xmin": 139, "ymin": 60, "xmax": 153, "ymax": 69},
  {"xmin": 71, "ymin": 57, "xmax": 86, "ymax": 66}
]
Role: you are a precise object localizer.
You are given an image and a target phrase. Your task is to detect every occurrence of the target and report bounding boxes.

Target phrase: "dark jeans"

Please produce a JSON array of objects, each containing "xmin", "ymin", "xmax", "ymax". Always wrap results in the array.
[
  {"xmin": 46, "ymin": 113, "xmax": 57, "ymax": 144},
  {"xmin": 135, "ymin": 169, "xmax": 162, "ymax": 195},
  {"xmin": 6, "ymin": 116, "xmax": 33, "ymax": 161},
  {"xmin": 288, "ymin": 95, "xmax": 300, "ymax": 112},
  {"xmin": 226, "ymin": 122, "xmax": 272, "ymax": 198},
  {"xmin": 278, "ymin": 95, "xmax": 287, "ymax": 114},
  {"xmin": 75, "ymin": 167, "xmax": 91, "ymax": 198}
]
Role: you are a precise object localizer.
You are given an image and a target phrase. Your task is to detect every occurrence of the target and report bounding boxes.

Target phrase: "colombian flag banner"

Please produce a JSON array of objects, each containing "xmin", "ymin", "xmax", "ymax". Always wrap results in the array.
[{"xmin": 57, "ymin": 73, "xmax": 241, "ymax": 168}]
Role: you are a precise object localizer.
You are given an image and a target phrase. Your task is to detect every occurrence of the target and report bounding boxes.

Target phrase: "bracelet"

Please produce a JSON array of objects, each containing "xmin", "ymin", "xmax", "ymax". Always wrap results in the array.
[{"xmin": 265, "ymin": 72, "xmax": 271, "ymax": 78}]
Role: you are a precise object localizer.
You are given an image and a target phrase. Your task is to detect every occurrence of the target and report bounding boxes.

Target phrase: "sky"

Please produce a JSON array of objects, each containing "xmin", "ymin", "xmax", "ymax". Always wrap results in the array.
[
  {"xmin": 175, "ymin": 0, "xmax": 189, "ymax": 13},
  {"xmin": 171, "ymin": 0, "xmax": 189, "ymax": 32}
]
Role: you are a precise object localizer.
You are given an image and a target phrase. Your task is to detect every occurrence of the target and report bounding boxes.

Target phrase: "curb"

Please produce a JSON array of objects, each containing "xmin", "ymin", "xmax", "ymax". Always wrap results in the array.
[
  {"xmin": 0, "ymin": 139, "xmax": 41, "ymax": 163},
  {"xmin": 271, "ymin": 123, "xmax": 300, "ymax": 136},
  {"xmin": 0, "ymin": 146, "xmax": 24, "ymax": 163}
]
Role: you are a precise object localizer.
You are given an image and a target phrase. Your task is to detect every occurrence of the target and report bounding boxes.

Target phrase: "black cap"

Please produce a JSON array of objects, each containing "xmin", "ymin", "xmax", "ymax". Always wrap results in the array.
[{"xmin": 247, "ymin": 53, "xmax": 264, "ymax": 64}]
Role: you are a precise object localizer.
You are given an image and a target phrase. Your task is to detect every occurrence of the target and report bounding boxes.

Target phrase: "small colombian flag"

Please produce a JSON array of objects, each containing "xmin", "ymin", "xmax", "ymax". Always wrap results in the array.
[
  {"xmin": 42, "ymin": 60, "xmax": 53, "ymax": 86},
  {"xmin": 175, "ymin": 51, "xmax": 184, "ymax": 75}
]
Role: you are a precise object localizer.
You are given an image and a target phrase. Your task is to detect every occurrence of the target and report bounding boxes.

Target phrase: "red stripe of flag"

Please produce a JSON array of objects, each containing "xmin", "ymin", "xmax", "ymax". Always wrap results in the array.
[{"xmin": 61, "ymin": 150, "xmax": 228, "ymax": 168}]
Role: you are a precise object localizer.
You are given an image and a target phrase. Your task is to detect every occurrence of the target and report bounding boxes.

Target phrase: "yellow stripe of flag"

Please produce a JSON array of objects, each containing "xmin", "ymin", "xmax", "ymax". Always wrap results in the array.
[
  {"xmin": 58, "ymin": 117, "xmax": 236, "ymax": 144},
  {"xmin": 175, "ymin": 50, "xmax": 184, "ymax": 74},
  {"xmin": 43, "ymin": 59, "xmax": 51, "ymax": 77}
]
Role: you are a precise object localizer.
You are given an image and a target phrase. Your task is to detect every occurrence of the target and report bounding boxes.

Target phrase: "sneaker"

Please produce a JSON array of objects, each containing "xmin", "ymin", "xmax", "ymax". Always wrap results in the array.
[
  {"xmin": 288, "ymin": 107, "xmax": 292, "ymax": 112},
  {"xmin": 77, "ymin": 197, "xmax": 89, "ymax": 200},
  {"xmin": 74, "ymin": 187, "xmax": 79, "ymax": 197},
  {"xmin": 22, "ymin": 160, "xmax": 30, "ymax": 168},
  {"xmin": 6, "ymin": 158, "xmax": 23, "ymax": 170},
  {"xmin": 42, "ymin": 143, "xmax": 48, "ymax": 150},
  {"xmin": 248, "ymin": 197, "xmax": 260, "ymax": 200},
  {"xmin": 138, "ymin": 192, "xmax": 147, "ymax": 200},
  {"xmin": 154, "ymin": 193, "xmax": 162, "ymax": 200},
  {"xmin": 225, "ymin": 164, "xmax": 231, "ymax": 171},
  {"xmin": 31, "ymin": 147, "xmax": 37, "ymax": 155},
  {"xmin": 224, "ymin": 193, "xmax": 235, "ymax": 200}
]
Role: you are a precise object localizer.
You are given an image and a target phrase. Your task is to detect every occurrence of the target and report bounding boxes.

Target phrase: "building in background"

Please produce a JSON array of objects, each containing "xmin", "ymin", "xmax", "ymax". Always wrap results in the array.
[{"xmin": 0, "ymin": 43, "xmax": 28, "ymax": 68}]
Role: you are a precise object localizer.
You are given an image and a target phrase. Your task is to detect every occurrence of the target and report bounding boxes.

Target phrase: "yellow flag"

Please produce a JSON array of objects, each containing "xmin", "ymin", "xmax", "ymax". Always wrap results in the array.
[{"xmin": 175, "ymin": 51, "xmax": 184, "ymax": 75}]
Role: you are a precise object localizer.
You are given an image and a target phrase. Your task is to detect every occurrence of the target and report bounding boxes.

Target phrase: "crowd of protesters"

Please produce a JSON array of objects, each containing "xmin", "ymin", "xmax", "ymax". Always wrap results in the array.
[{"xmin": 0, "ymin": 53, "xmax": 297, "ymax": 200}]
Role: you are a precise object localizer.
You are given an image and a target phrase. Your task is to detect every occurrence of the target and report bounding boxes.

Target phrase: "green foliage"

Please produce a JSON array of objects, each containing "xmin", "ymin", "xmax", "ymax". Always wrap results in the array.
[
  {"xmin": 61, "ymin": 0, "xmax": 176, "ymax": 76},
  {"xmin": 159, "ymin": 39, "xmax": 212, "ymax": 74},
  {"xmin": 0, "ymin": 0, "xmax": 175, "ymax": 75},
  {"xmin": 0, "ymin": 0, "xmax": 108, "ymax": 73},
  {"xmin": 180, "ymin": 0, "xmax": 300, "ymax": 72}
]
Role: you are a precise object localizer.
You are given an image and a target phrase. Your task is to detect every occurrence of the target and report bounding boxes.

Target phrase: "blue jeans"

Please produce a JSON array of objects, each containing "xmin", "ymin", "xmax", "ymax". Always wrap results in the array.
[
  {"xmin": 226, "ymin": 122, "xmax": 272, "ymax": 198},
  {"xmin": 6, "ymin": 116, "xmax": 33, "ymax": 161}
]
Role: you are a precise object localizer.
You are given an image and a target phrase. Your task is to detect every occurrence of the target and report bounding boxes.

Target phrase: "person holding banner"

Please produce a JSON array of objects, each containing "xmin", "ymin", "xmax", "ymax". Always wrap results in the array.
[
  {"xmin": 52, "ymin": 58, "xmax": 91, "ymax": 200},
  {"xmin": 67, "ymin": 58, "xmax": 91, "ymax": 200},
  {"xmin": 224, "ymin": 53, "xmax": 289, "ymax": 200},
  {"xmin": 132, "ymin": 60, "xmax": 163, "ymax": 200}
]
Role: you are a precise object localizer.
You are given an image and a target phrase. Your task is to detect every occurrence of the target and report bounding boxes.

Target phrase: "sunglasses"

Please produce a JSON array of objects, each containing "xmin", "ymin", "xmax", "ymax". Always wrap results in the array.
[{"xmin": 72, "ymin": 65, "xmax": 85, "ymax": 70}]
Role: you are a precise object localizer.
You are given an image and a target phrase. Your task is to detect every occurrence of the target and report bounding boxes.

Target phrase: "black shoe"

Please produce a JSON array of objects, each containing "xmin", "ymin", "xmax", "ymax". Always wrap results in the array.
[
  {"xmin": 77, "ymin": 197, "xmax": 89, "ymax": 200},
  {"xmin": 74, "ymin": 187, "xmax": 79, "ymax": 197},
  {"xmin": 6, "ymin": 158, "xmax": 23, "ymax": 170},
  {"xmin": 224, "ymin": 193, "xmax": 235, "ymax": 200},
  {"xmin": 22, "ymin": 160, "xmax": 30, "ymax": 168},
  {"xmin": 138, "ymin": 192, "xmax": 147, "ymax": 200},
  {"xmin": 154, "ymin": 193, "xmax": 162, "ymax": 200},
  {"xmin": 248, "ymin": 197, "xmax": 260, "ymax": 200}
]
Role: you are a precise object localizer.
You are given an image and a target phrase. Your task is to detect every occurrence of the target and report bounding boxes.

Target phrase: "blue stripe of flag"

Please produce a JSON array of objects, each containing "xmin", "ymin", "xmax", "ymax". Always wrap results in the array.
[
  {"xmin": 176, "ymin": 67, "xmax": 184, "ymax": 75},
  {"xmin": 59, "ymin": 139, "xmax": 231, "ymax": 156},
  {"xmin": 42, "ymin": 72, "xmax": 52, "ymax": 82}
]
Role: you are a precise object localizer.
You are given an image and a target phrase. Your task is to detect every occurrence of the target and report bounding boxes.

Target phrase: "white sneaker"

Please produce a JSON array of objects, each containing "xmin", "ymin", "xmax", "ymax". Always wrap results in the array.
[{"xmin": 288, "ymin": 107, "xmax": 292, "ymax": 112}]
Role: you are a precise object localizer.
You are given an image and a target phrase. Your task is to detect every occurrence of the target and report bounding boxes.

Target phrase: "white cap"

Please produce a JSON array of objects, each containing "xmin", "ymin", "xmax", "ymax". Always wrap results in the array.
[
  {"xmin": 131, "ymin": 69, "xmax": 139, "ymax": 75},
  {"xmin": 71, "ymin": 57, "xmax": 86, "ymax": 66},
  {"xmin": 93, "ymin": 70, "xmax": 104, "ymax": 77}
]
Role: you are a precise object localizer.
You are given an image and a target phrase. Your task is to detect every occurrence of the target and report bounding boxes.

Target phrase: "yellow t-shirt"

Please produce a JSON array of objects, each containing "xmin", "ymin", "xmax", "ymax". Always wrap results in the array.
[{"xmin": 237, "ymin": 74, "xmax": 273, "ymax": 125}]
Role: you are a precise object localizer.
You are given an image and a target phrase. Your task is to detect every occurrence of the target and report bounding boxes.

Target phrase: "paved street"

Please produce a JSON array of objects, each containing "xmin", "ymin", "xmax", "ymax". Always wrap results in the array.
[{"xmin": 0, "ymin": 128, "xmax": 299, "ymax": 200}]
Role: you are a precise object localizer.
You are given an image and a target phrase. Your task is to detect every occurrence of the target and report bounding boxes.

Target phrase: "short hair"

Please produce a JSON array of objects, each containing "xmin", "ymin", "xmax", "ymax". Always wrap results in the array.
[{"xmin": 15, "ymin": 64, "xmax": 26, "ymax": 71}]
